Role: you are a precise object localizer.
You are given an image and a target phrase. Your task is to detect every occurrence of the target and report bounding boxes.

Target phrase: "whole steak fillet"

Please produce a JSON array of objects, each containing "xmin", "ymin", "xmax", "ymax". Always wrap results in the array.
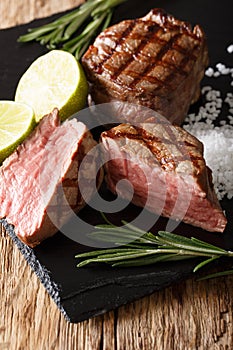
[
  {"xmin": 0, "ymin": 109, "xmax": 103, "ymax": 247},
  {"xmin": 100, "ymin": 122, "xmax": 227, "ymax": 232},
  {"xmin": 82, "ymin": 8, "xmax": 209, "ymax": 125}
]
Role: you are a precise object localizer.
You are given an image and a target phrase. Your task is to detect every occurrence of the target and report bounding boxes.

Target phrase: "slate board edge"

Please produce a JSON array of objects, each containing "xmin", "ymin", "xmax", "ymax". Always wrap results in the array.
[
  {"xmin": 2, "ymin": 218, "xmax": 197, "ymax": 323},
  {"xmin": 0, "ymin": 219, "xmax": 70, "ymax": 322}
]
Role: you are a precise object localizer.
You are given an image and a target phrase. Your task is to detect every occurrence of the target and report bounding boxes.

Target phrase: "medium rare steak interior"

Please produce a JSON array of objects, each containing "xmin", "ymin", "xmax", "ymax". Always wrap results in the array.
[
  {"xmin": 82, "ymin": 8, "xmax": 209, "ymax": 125},
  {"xmin": 100, "ymin": 122, "xmax": 227, "ymax": 232},
  {"xmin": 0, "ymin": 109, "xmax": 103, "ymax": 247}
]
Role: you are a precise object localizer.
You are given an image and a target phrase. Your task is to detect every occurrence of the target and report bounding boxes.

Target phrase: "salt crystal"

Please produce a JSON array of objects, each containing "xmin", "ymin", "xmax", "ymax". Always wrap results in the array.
[
  {"xmin": 214, "ymin": 71, "xmax": 220, "ymax": 77},
  {"xmin": 216, "ymin": 63, "xmax": 225, "ymax": 70},
  {"xmin": 227, "ymin": 44, "xmax": 233, "ymax": 53},
  {"xmin": 205, "ymin": 67, "xmax": 214, "ymax": 77},
  {"xmin": 201, "ymin": 86, "xmax": 212, "ymax": 94}
]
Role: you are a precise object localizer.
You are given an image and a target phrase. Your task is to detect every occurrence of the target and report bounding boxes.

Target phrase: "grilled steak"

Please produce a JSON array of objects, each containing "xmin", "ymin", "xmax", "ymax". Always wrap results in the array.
[
  {"xmin": 0, "ymin": 109, "xmax": 103, "ymax": 247},
  {"xmin": 100, "ymin": 121, "xmax": 227, "ymax": 232},
  {"xmin": 82, "ymin": 8, "xmax": 209, "ymax": 125}
]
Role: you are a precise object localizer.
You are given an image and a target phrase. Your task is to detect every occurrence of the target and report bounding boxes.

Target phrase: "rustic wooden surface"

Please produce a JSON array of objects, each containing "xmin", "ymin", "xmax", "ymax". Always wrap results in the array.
[{"xmin": 1, "ymin": 1, "xmax": 233, "ymax": 349}]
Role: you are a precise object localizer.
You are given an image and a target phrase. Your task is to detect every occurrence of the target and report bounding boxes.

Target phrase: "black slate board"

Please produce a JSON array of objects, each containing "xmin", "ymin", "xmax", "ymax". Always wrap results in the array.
[{"xmin": 1, "ymin": 0, "xmax": 233, "ymax": 323}]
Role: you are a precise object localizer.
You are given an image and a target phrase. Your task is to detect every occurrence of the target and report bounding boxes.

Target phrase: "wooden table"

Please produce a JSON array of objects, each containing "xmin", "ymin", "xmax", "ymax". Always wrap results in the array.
[{"xmin": 1, "ymin": 1, "xmax": 233, "ymax": 349}]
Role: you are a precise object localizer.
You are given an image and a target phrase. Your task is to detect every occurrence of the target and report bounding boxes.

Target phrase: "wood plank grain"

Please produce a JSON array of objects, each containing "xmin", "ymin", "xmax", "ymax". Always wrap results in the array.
[
  {"xmin": 0, "ymin": 0, "xmax": 84, "ymax": 29},
  {"xmin": 1, "ymin": 1, "xmax": 233, "ymax": 349}
]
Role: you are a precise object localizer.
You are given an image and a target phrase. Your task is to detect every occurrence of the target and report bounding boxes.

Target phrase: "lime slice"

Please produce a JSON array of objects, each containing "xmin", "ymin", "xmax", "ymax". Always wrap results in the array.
[
  {"xmin": 15, "ymin": 50, "xmax": 88, "ymax": 122},
  {"xmin": 0, "ymin": 101, "xmax": 35, "ymax": 164}
]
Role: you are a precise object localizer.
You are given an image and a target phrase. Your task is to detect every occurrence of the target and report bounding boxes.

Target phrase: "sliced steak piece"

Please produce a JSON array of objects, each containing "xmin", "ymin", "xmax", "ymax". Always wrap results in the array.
[
  {"xmin": 100, "ymin": 122, "xmax": 227, "ymax": 232},
  {"xmin": 0, "ymin": 109, "xmax": 103, "ymax": 247},
  {"xmin": 82, "ymin": 8, "xmax": 209, "ymax": 126}
]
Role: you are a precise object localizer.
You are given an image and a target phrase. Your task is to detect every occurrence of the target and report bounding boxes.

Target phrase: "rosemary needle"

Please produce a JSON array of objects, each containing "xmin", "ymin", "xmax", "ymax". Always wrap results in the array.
[{"xmin": 18, "ymin": 0, "xmax": 128, "ymax": 59}]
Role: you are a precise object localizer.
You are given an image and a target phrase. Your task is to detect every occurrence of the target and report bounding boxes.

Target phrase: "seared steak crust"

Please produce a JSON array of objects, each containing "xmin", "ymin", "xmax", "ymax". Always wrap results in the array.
[
  {"xmin": 101, "ymin": 122, "xmax": 227, "ymax": 232},
  {"xmin": 82, "ymin": 8, "xmax": 209, "ymax": 125}
]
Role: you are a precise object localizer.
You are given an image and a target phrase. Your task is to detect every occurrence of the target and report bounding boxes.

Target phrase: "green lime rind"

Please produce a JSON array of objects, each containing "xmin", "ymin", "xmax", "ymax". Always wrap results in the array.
[
  {"xmin": 0, "ymin": 101, "xmax": 36, "ymax": 164},
  {"xmin": 59, "ymin": 60, "xmax": 88, "ymax": 121},
  {"xmin": 15, "ymin": 50, "xmax": 89, "ymax": 123}
]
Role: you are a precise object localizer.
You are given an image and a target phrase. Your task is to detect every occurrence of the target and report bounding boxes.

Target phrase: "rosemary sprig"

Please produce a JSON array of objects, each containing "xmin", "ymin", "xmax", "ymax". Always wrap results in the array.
[
  {"xmin": 75, "ymin": 214, "xmax": 233, "ymax": 278},
  {"xmin": 18, "ymin": 0, "xmax": 127, "ymax": 59}
]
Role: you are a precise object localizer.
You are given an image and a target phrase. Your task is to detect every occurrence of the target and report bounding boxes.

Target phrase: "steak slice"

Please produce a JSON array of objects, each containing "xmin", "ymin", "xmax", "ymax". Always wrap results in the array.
[
  {"xmin": 0, "ymin": 109, "xmax": 103, "ymax": 247},
  {"xmin": 82, "ymin": 8, "xmax": 209, "ymax": 125},
  {"xmin": 100, "ymin": 122, "xmax": 227, "ymax": 232}
]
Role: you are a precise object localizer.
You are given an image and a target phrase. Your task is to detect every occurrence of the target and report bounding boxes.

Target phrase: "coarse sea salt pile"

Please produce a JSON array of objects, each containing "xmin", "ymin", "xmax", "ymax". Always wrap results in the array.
[{"xmin": 184, "ymin": 44, "xmax": 233, "ymax": 200}]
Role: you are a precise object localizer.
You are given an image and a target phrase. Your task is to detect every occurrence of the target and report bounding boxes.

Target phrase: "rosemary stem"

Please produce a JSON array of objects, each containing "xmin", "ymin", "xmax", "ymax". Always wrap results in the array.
[
  {"xmin": 75, "ymin": 215, "xmax": 233, "ymax": 274},
  {"xmin": 18, "ymin": 0, "xmax": 128, "ymax": 59}
]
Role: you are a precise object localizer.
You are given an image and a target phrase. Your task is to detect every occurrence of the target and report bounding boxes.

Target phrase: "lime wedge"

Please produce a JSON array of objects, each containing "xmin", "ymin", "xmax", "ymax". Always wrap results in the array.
[
  {"xmin": 0, "ymin": 101, "xmax": 35, "ymax": 164},
  {"xmin": 15, "ymin": 50, "xmax": 88, "ymax": 122}
]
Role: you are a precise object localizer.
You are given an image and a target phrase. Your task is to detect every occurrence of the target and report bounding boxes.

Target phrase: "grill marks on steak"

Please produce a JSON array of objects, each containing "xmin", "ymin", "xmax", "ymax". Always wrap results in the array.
[
  {"xmin": 0, "ymin": 109, "xmax": 103, "ymax": 247},
  {"xmin": 82, "ymin": 8, "xmax": 209, "ymax": 125},
  {"xmin": 100, "ymin": 123, "xmax": 227, "ymax": 233}
]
